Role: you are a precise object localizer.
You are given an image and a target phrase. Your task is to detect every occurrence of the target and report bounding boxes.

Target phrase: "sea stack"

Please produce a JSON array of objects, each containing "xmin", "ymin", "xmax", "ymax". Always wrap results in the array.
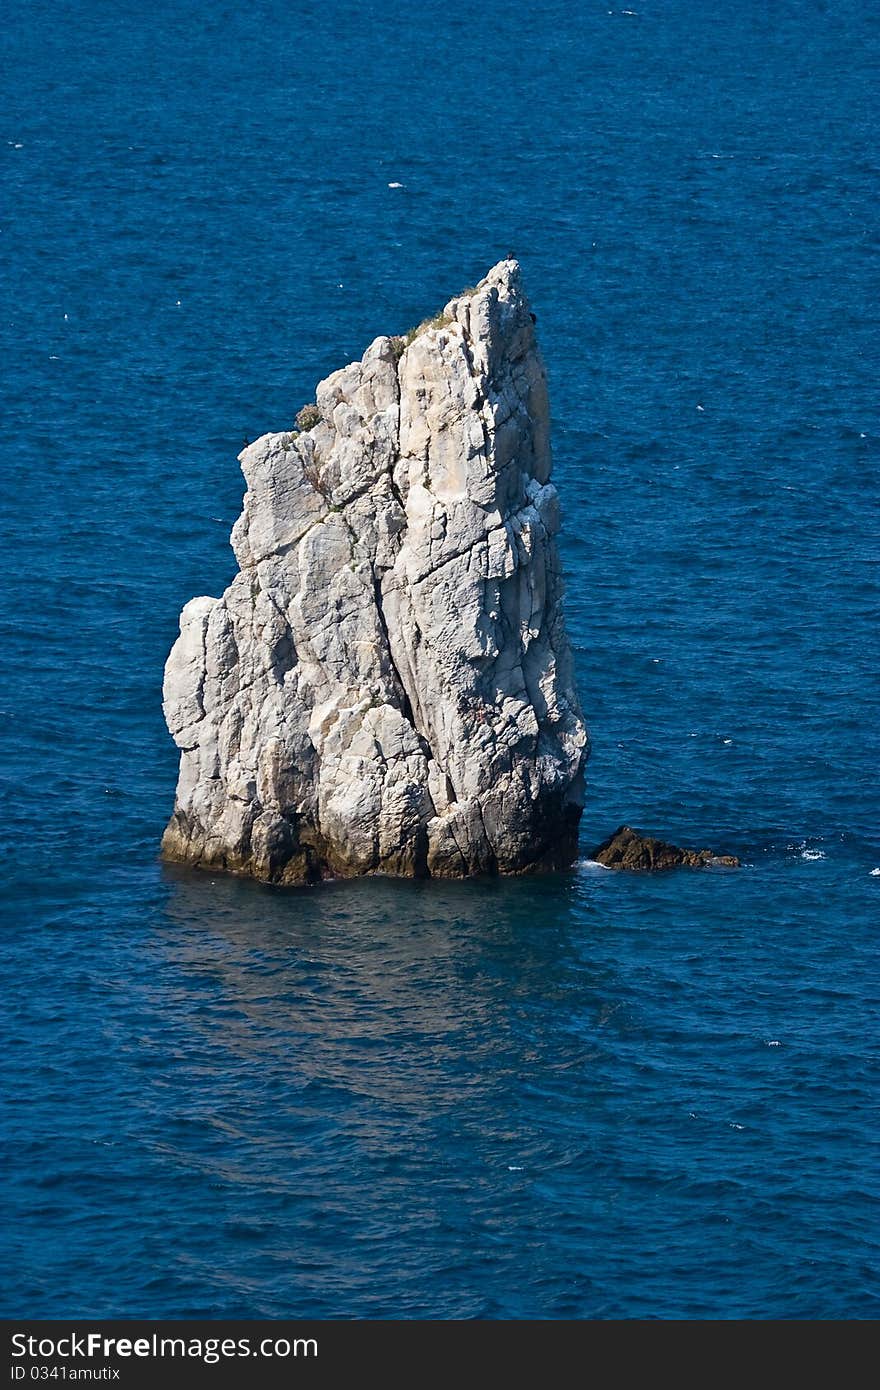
[{"xmin": 161, "ymin": 260, "xmax": 588, "ymax": 883}]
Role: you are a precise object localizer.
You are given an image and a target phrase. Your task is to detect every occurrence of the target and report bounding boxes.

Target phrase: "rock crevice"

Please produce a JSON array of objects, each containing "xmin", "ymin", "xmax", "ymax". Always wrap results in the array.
[{"xmin": 162, "ymin": 260, "xmax": 588, "ymax": 883}]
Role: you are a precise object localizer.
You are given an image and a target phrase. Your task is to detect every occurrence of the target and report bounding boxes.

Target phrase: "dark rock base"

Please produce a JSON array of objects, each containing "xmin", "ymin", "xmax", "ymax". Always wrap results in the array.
[{"xmin": 593, "ymin": 824, "xmax": 739, "ymax": 871}]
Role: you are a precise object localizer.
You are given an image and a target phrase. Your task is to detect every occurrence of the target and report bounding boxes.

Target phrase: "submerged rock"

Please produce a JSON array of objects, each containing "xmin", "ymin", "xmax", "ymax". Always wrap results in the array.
[
  {"xmin": 593, "ymin": 825, "xmax": 740, "ymax": 871},
  {"xmin": 162, "ymin": 261, "xmax": 588, "ymax": 883}
]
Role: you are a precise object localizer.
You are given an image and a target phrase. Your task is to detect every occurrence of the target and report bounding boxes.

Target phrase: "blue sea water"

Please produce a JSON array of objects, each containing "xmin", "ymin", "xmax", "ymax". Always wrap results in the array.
[{"xmin": 1, "ymin": 0, "xmax": 878, "ymax": 1319}]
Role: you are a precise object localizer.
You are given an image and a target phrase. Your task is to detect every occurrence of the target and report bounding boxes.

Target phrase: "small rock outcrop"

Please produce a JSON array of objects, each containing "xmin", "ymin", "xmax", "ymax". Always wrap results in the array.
[
  {"xmin": 162, "ymin": 261, "xmax": 588, "ymax": 883},
  {"xmin": 593, "ymin": 825, "xmax": 740, "ymax": 871}
]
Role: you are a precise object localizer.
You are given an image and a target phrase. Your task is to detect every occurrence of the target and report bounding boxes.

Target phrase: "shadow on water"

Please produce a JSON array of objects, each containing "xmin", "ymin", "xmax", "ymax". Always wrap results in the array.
[
  {"xmin": 154, "ymin": 863, "xmax": 613, "ymax": 1097},
  {"xmin": 78, "ymin": 864, "xmax": 634, "ymax": 1317}
]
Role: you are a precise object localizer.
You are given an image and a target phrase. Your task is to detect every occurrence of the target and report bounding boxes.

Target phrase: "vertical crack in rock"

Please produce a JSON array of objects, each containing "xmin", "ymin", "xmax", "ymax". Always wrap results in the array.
[
  {"xmin": 370, "ymin": 566, "xmax": 431, "ymax": 760},
  {"xmin": 162, "ymin": 260, "xmax": 589, "ymax": 884}
]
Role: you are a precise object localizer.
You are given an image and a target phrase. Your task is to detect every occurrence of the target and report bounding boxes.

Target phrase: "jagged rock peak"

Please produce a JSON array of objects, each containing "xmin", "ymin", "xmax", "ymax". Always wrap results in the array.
[{"xmin": 162, "ymin": 260, "xmax": 588, "ymax": 883}]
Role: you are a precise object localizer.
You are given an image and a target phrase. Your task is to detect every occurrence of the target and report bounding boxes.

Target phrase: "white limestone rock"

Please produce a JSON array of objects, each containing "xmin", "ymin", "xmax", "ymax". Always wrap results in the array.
[{"xmin": 162, "ymin": 260, "xmax": 588, "ymax": 883}]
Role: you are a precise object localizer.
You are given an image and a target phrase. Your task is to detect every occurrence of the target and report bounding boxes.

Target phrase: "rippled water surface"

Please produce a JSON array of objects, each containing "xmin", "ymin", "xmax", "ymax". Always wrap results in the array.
[{"xmin": 2, "ymin": 0, "xmax": 878, "ymax": 1317}]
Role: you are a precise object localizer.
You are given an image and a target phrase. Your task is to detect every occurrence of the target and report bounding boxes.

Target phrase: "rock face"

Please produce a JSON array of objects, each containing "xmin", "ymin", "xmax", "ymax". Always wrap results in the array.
[
  {"xmin": 162, "ymin": 260, "xmax": 588, "ymax": 883},
  {"xmin": 593, "ymin": 825, "xmax": 740, "ymax": 871}
]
